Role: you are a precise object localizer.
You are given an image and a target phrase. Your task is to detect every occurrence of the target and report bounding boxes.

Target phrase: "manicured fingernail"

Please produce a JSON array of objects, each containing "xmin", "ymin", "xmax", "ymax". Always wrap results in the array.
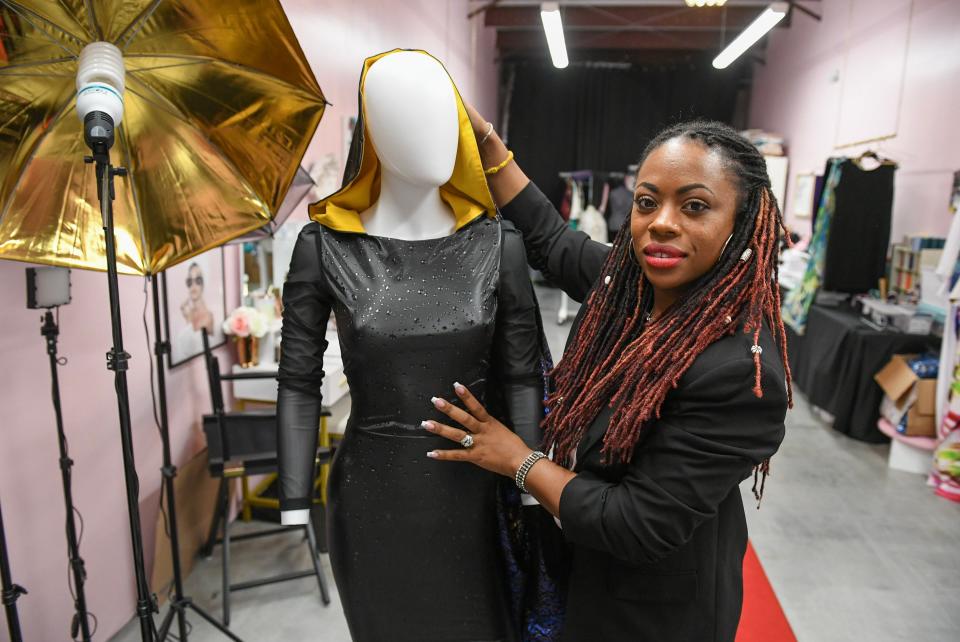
[
  {"xmin": 426, "ymin": 451, "xmax": 438, "ymax": 458},
  {"xmin": 453, "ymin": 382, "xmax": 466, "ymax": 394},
  {"xmin": 431, "ymin": 397, "xmax": 446, "ymax": 408},
  {"xmin": 421, "ymin": 421, "xmax": 435, "ymax": 431}
]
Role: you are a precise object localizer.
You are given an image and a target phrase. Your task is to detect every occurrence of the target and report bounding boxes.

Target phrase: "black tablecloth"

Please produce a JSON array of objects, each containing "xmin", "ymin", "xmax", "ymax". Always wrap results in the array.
[{"xmin": 785, "ymin": 303, "xmax": 939, "ymax": 443}]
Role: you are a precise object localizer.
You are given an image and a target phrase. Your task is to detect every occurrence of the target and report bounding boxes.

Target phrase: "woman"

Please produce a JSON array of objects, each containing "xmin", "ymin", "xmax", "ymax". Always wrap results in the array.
[{"xmin": 423, "ymin": 113, "xmax": 792, "ymax": 642}]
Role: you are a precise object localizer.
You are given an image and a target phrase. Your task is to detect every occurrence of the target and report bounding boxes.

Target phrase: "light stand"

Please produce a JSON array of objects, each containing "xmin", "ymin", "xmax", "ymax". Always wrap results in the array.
[
  {"xmin": 0, "ymin": 499, "xmax": 26, "ymax": 642},
  {"xmin": 150, "ymin": 276, "xmax": 243, "ymax": 642},
  {"xmin": 40, "ymin": 309, "xmax": 92, "ymax": 642},
  {"xmin": 83, "ymin": 110, "xmax": 157, "ymax": 642}
]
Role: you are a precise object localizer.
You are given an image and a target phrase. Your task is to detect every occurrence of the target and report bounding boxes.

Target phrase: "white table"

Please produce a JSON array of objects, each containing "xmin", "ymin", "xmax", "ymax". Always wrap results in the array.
[{"xmin": 231, "ymin": 327, "xmax": 348, "ymax": 405}]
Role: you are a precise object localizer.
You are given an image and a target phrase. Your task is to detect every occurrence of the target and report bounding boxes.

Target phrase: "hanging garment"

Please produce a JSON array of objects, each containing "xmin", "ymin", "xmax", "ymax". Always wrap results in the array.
[
  {"xmin": 568, "ymin": 179, "xmax": 583, "ymax": 228},
  {"xmin": 932, "ymin": 301, "xmax": 960, "ymax": 503},
  {"xmin": 820, "ymin": 158, "xmax": 896, "ymax": 293},
  {"xmin": 782, "ymin": 158, "xmax": 843, "ymax": 334},
  {"xmin": 598, "ymin": 180, "xmax": 610, "ymax": 216},
  {"xmin": 606, "ymin": 183, "xmax": 634, "ymax": 238},
  {"xmin": 935, "ymin": 171, "xmax": 960, "ymax": 288},
  {"xmin": 579, "ymin": 204, "xmax": 608, "ymax": 244},
  {"xmin": 279, "ymin": 49, "xmax": 561, "ymax": 642},
  {"xmin": 559, "ymin": 180, "xmax": 572, "ymax": 222}
]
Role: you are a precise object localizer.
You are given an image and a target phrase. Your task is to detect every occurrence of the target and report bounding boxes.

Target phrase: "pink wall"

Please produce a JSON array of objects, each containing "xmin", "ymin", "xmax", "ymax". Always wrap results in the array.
[
  {"xmin": 749, "ymin": 0, "xmax": 960, "ymax": 241},
  {"xmin": 0, "ymin": 2, "xmax": 497, "ymax": 640},
  {"xmin": 0, "ymin": 258, "xmax": 239, "ymax": 642}
]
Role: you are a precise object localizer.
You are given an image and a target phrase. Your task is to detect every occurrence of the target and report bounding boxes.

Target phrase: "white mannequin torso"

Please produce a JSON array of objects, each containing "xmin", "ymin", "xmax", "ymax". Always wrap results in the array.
[{"xmin": 282, "ymin": 51, "xmax": 461, "ymax": 525}]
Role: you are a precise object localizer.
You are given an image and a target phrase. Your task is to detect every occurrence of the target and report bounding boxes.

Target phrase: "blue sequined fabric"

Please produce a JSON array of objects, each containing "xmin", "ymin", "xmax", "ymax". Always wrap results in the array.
[{"xmin": 495, "ymin": 295, "xmax": 568, "ymax": 642}]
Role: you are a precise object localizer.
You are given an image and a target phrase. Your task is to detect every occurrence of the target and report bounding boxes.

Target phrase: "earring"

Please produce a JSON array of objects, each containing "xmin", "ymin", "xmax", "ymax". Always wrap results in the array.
[{"xmin": 716, "ymin": 234, "xmax": 733, "ymax": 265}]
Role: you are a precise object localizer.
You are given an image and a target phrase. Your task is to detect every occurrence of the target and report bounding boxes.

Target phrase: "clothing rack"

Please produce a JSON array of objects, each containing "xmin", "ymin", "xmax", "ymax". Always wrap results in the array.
[
  {"xmin": 559, "ymin": 169, "xmax": 629, "ymax": 206},
  {"xmin": 555, "ymin": 169, "xmax": 628, "ymax": 324}
]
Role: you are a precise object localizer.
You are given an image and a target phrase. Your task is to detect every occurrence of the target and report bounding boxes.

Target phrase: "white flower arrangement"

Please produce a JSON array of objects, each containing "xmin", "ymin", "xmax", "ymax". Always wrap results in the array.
[{"xmin": 222, "ymin": 306, "xmax": 269, "ymax": 338}]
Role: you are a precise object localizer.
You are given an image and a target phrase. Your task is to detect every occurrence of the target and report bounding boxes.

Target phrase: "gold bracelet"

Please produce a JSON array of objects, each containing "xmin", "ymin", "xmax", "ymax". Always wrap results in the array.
[{"xmin": 484, "ymin": 150, "xmax": 514, "ymax": 176}]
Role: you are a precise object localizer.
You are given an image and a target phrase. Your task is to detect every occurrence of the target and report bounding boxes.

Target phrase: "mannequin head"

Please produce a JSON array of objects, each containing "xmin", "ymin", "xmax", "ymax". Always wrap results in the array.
[{"xmin": 363, "ymin": 51, "xmax": 459, "ymax": 187}]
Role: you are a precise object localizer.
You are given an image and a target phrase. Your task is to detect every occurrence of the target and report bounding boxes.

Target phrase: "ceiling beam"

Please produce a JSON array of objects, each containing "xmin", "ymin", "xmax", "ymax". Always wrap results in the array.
[
  {"xmin": 484, "ymin": 5, "xmax": 765, "ymax": 30},
  {"xmin": 497, "ymin": 28, "xmax": 727, "ymax": 51}
]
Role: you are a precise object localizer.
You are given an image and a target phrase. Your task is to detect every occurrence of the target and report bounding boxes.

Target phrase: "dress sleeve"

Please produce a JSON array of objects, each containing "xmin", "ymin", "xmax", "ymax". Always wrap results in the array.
[
  {"xmin": 277, "ymin": 223, "xmax": 332, "ymax": 511},
  {"xmin": 494, "ymin": 223, "xmax": 546, "ymax": 450},
  {"xmin": 557, "ymin": 357, "xmax": 787, "ymax": 565},
  {"xmin": 498, "ymin": 181, "xmax": 612, "ymax": 303}
]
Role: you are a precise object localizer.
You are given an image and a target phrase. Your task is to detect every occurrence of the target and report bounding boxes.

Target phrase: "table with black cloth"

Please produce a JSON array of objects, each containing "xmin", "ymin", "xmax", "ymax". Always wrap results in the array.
[{"xmin": 784, "ymin": 302, "xmax": 940, "ymax": 443}]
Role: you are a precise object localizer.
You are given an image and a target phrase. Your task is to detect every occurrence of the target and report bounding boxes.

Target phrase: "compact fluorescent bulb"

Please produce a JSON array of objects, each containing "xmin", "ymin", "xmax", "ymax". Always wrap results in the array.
[
  {"xmin": 540, "ymin": 3, "xmax": 569, "ymax": 69},
  {"xmin": 712, "ymin": 2, "xmax": 788, "ymax": 69}
]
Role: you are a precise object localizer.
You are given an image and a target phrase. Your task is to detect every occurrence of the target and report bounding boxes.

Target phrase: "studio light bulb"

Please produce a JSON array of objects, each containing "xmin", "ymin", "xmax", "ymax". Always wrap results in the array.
[{"xmin": 76, "ymin": 42, "xmax": 125, "ymax": 151}]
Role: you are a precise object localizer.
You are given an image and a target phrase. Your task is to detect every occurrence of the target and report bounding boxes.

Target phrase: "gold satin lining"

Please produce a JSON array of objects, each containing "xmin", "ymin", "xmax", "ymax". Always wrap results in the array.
[{"xmin": 309, "ymin": 49, "xmax": 495, "ymax": 234}]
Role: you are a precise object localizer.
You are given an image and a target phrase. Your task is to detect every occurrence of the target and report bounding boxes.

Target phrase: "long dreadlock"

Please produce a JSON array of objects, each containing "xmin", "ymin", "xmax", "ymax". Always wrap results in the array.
[{"xmin": 542, "ymin": 121, "xmax": 793, "ymax": 501}]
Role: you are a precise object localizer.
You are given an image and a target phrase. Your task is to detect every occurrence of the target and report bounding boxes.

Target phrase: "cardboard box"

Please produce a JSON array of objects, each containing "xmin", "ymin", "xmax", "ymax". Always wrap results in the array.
[{"xmin": 874, "ymin": 354, "xmax": 937, "ymax": 438}]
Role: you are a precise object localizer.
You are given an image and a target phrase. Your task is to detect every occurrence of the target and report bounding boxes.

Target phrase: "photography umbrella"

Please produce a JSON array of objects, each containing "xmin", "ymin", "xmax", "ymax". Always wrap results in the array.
[
  {"xmin": 229, "ymin": 165, "xmax": 316, "ymax": 244},
  {"xmin": 0, "ymin": 2, "xmax": 325, "ymax": 640},
  {"xmin": 0, "ymin": 0, "xmax": 325, "ymax": 273}
]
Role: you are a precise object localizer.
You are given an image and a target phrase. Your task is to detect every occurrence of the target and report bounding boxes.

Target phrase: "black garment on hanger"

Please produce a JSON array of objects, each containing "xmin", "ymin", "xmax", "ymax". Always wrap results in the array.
[
  {"xmin": 607, "ymin": 184, "xmax": 633, "ymax": 237},
  {"xmin": 821, "ymin": 158, "xmax": 895, "ymax": 293}
]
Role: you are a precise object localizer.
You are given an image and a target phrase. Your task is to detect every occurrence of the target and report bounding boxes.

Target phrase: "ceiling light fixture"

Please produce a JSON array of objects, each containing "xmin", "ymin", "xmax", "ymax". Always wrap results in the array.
[
  {"xmin": 685, "ymin": 0, "xmax": 728, "ymax": 6},
  {"xmin": 712, "ymin": 2, "xmax": 789, "ymax": 69},
  {"xmin": 540, "ymin": 2, "xmax": 569, "ymax": 69}
]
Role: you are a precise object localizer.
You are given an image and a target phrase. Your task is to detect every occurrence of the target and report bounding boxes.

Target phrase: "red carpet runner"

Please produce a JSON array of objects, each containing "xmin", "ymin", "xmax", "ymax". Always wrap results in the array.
[{"xmin": 736, "ymin": 541, "xmax": 797, "ymax": 642}]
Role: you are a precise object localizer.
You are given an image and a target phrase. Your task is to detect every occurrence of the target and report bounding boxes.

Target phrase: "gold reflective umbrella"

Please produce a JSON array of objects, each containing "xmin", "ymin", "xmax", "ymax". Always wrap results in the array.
[{"xmin": 0, "ymin": 0, "xmax": 326, "ymax": 275}]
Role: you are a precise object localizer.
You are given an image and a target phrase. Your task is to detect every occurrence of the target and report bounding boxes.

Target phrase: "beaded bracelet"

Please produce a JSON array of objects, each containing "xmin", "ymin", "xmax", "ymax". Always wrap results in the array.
[
  {"xmin": 515, "ymin": 450, "xmax": 547, "ymax": 493},
  {"xmin": 484, "ymin": 150, "xmax": 514, "ymax": 176}
]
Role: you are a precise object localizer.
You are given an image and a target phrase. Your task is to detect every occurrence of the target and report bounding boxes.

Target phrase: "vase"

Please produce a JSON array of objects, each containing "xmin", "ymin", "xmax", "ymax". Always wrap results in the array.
[{"xmin": 235, "ymin": 335, "xmax": 260, "ymax": 368}]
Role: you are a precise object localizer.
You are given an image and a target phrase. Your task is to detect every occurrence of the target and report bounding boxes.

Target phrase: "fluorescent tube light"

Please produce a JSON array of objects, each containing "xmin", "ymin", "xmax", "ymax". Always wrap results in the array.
[
  {"xmin": 712, "ymin": 2, "xmax": 788, "ymax": 69},
  {"xmin": 540, "ymin": 2, "xmax": 569, "ymax": 69}
]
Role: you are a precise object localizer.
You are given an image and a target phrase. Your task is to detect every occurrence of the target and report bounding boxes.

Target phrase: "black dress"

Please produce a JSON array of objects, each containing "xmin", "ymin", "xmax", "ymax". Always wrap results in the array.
[
  {"xmin": 277, "ymin": 216, "xmax": 544, "ymax": 642},
  {"xmin": 500, "ymin": 182, "xmax": 788, "ymax": 642},
  {"xmin": 821, "ymin": 158, "xmax": 895, "ymax": 293}
]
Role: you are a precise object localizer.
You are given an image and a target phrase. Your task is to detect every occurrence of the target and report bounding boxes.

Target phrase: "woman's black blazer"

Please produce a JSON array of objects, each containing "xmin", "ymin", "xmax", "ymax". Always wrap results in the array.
[{"xmin": 501, "ymin": 182, "xmax": 787, "ymax": 642}]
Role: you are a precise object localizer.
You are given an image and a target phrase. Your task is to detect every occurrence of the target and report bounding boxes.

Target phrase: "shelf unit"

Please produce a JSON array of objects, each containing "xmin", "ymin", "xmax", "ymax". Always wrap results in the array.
[{"xmin": 889, "ymin": 236, "xmax": 944, "ymax": 297}]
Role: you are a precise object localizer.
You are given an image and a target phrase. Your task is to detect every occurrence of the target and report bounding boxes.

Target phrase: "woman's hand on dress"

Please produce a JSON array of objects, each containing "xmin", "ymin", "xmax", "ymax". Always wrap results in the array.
[{"xmin": 424, "ymin": 382, "xmax": 532, "ymax": 479}]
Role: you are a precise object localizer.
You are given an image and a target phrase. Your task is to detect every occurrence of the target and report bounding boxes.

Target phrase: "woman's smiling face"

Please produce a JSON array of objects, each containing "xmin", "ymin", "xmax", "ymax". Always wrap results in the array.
[{"xmin": 630, "ymin": 137, "xmax": 740, "ymax": 305}]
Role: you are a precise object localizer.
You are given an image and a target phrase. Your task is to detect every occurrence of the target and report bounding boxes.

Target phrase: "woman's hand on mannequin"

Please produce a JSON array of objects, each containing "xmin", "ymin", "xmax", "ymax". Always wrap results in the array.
[
  {"xmin": 423, "ymin": 383, "xmax": 530, "ymax": 478},
  {"xmin": 423, "ymin": 383, "xmax": 576, "ymax": 517},
  {"xmin": 462, "ymin": 101, "xmax": 530, "ymax": 207}
]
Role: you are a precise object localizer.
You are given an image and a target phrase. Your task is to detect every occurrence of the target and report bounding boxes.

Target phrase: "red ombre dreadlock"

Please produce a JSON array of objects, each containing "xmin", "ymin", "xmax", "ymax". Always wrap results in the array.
[{"xmin": 542, "ymin": 121, "xmax": 793, "ymax": 500}]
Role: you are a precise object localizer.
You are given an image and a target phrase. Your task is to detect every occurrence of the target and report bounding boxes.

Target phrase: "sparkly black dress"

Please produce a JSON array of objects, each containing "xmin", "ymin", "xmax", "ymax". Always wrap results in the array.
[{"xmin": 277, "ymin": 215, "xmax": 544, "ymax": 642}]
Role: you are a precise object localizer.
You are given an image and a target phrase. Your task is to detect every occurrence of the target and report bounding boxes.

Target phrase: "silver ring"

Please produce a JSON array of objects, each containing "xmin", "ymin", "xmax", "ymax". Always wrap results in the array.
[
  {"xmin": 479, "ymin": 121, "xmax": 494, "ymax": 145},
  {"xmin": 460, "ymin": 434, "xmax": 474, "ymax": 449}
]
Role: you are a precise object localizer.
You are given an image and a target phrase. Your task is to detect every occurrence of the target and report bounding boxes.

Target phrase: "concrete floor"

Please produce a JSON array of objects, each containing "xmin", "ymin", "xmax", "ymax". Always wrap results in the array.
[{"xmin": 111, "ymin": 285, "xmax": 960, "ymax": 641}]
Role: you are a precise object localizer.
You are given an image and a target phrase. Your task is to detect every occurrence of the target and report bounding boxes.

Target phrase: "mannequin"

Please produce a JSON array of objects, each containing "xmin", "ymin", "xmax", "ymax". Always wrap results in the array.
[
  {"xmin": 280, "ymin": 51, "xmax": 460, "ymax": 527},
  {"xmin": 358, "ymin": 51, "xmax": 459, "ymax": 240},
  {"xmin": 276, "ymin": 50, "xmax": 545, "ymax": 641}
]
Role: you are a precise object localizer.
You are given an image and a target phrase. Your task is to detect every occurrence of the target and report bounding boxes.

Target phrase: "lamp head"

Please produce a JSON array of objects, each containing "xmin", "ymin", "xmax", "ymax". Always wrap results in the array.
[{"xmin": 76, "ymin": 42, "xmax": 125, "ymax": 152}]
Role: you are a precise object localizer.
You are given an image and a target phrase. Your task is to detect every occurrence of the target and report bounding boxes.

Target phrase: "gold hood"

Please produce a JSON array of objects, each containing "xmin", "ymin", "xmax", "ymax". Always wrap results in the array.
[{"xmin": 309, "ymin": 49, "xmax": 495, "ymax": 234}]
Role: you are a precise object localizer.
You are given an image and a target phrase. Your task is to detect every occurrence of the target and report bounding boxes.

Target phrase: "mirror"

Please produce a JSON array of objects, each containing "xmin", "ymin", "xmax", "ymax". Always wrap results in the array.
[{"xmin": 241, "ymin": 239, "xmax": 274, "ymax": 304}]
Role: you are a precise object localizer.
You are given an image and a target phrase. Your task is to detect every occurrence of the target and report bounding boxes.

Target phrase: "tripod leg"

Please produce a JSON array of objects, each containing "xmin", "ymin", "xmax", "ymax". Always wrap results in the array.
[
  {"xmin": 221, "ymin": 490, "xmax": 231, "ymax": 627},
  {"xmin": 184, "ymin": 602, "xmax": 244, "ymax": 642},
  {"xmin": 304, "ymin": 516, "xmax": 331, "ymax": 606},
  {"xmin": 157, "ymin": 603, "xmax": 178, "ymax": 640}
]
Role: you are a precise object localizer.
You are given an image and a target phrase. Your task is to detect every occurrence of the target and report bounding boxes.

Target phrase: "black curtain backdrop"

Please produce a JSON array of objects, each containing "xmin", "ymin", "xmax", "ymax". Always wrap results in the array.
[{"xmin": 503, "ymin": 57, "xmax": 750, "ymax": 206}]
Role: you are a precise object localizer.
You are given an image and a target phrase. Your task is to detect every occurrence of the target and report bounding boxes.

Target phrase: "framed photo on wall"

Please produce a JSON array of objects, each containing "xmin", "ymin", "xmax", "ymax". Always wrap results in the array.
[{"xmin": 162, "ymin": 248, "xmax": 226, "ymax": 368}]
